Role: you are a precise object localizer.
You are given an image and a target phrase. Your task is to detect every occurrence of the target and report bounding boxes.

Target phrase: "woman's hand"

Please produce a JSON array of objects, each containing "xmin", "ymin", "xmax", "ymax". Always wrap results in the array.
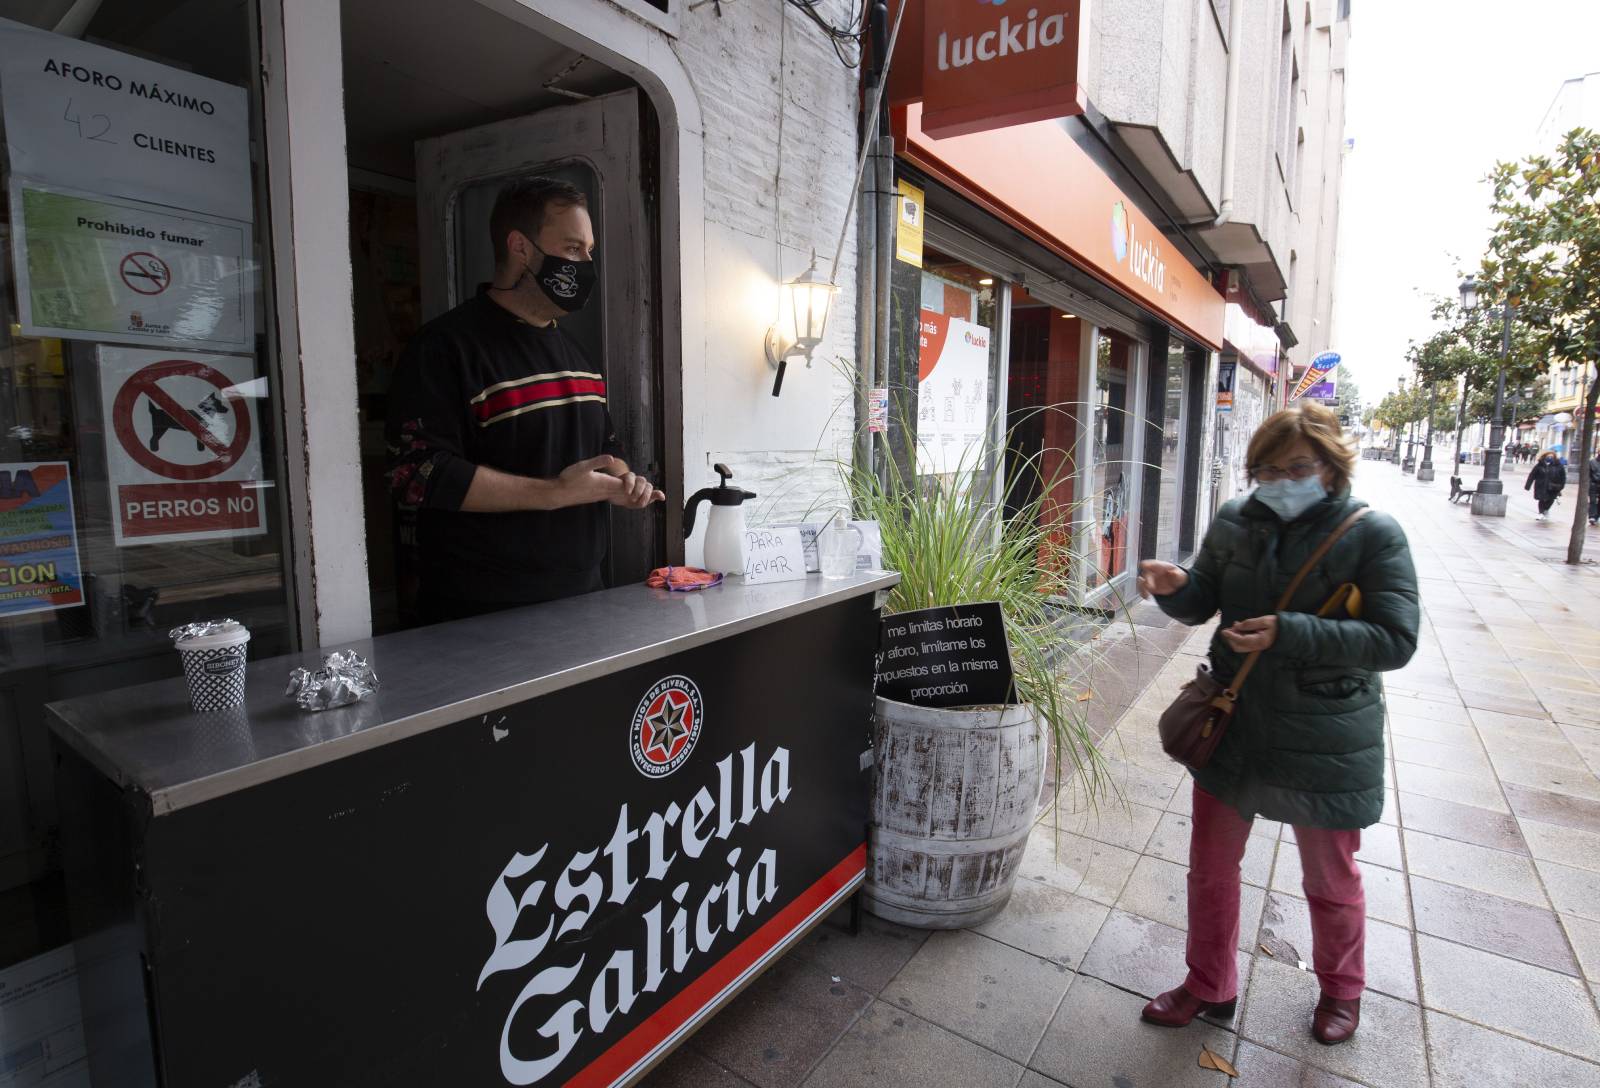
[
  {"xmin": 1137, "ymin": 560, "xmax": 1189, "ymax": 599},
  {"xmin": 1221, "ymin": 615, "xmax": 1279, "ymax": 653}
]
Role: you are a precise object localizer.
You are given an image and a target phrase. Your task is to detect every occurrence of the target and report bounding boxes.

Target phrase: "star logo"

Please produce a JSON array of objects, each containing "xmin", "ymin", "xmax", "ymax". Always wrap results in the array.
[
  {"xmin": 644, "ymin": 693, "xmax": 691, "ymax": 759},
  {"xmin": 630, "ymin": 676, "xmax": 704, "ymax": 778}
]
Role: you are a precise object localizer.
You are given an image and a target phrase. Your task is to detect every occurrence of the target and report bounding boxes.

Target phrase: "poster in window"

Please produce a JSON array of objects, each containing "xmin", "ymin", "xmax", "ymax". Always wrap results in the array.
[
  {"xmin": 9, "ymin": 182, "xmax": 253, "ymax": 351},
  {"xmin": 96, "ymin": 347, "xmax": 267, "ymax": 547},
  {"xmin": 0, "ymin": 461, "xmax": 86, "ymax": 617},
  {"xmin": 916, "ymin": 309, "xmax": 991, "ymax": 476}
]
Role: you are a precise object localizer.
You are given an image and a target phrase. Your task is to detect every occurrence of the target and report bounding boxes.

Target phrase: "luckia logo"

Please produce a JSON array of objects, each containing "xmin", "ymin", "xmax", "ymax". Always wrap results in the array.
[
  {"xmin": 1111, "ymin": 200, "xmax": 1166, "ymax": 292},
  {"xmin": 936, "ymin": 5, "xmax": 1069, "ymax": 69},
  {"xmin": 630, "ymin": 676, "xmax": 704, "ymax": 778}
]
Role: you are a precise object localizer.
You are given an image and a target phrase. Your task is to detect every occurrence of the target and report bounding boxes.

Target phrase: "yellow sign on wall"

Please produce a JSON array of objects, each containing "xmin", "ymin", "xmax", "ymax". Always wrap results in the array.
[{"xmin": 896, "ymin": 180, "xmax": 925, "ymax": 267}]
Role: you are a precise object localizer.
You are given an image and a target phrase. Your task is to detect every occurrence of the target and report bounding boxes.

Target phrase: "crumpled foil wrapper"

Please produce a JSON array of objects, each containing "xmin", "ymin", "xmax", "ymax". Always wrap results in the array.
[
  {"xmin": 284, "ymin": 650, "xmax": 379, "ymax": 711},
  {"xmin": 169, "ymin": 618, "xmax": 243, "ymax": 642}
]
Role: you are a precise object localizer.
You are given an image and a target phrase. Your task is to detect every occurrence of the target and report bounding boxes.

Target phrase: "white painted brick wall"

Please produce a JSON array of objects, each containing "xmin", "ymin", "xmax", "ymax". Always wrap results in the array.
[{"xmin": 671, "ymin": 0, "xmax": 863, "ymax": 554}]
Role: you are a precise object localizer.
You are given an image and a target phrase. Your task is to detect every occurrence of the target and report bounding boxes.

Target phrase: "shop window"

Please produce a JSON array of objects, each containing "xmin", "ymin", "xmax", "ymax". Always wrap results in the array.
[
  {"xmin": 914, "ymin": 247, "xmax": 1000, "ymax": 480},
  {"xmin": 1005, "ymin": 289, "xmax": 1080, "ymax": 584},
  {"xmin": 1154, "ymin": 339, "xmax": 1188, "ymax": 562},
  {"xmin": 1089, "ymin": 330, "xmax": 1139, "ymax": 590},
  {"xmin": 0, "ymin": 2, "xmax": 295, "ymax": 962}
]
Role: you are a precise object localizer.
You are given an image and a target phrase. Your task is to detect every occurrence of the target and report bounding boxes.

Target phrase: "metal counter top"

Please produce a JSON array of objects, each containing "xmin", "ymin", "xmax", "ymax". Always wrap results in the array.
[{"xmin": 47, "ymin": 572, "xmax": 896, "ymax": 815}]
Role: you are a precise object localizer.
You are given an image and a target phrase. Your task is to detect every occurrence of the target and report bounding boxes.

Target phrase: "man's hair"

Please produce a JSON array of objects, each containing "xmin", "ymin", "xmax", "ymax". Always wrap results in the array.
[
  {"xmin": 490, "ymin": 177, "xmax": 587, "ymax": 266},
  {"xmin": 1246, "ymin": 400, "xmax": 1359, "ymax": 492}
]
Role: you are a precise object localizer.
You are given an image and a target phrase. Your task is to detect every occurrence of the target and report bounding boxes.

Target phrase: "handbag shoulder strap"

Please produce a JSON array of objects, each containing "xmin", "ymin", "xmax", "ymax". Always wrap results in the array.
[{"xmin": 1224, "ymin": 506, "xmax": 1371, "ymax": 697}]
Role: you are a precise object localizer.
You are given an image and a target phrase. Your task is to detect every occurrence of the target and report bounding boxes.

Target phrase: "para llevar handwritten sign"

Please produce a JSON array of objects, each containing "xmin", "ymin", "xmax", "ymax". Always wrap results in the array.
[
  {"xmin": 877, "ymin": 602, "xmax": 1014, "ymax": 708},
  {"xmin": 742, "ymin": 526, "xmax": 807, "ymax": 584}
]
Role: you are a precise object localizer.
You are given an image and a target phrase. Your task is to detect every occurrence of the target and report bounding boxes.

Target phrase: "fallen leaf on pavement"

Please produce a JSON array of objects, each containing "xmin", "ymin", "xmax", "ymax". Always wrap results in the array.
[
  {"xmin": 1198, "ymin": 1044, "xmax": 1239, "ymax": 1077},
  {"xmin": 1077, "ymin": 690, "xmax": 1094, "ymax": 702}
]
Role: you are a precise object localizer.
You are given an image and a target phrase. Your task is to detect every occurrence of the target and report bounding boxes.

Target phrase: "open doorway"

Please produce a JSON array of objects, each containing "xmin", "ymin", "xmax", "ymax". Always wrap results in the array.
[{"xmin": 339, "ymin": 0, "xmax": 668, "ymax": 631}]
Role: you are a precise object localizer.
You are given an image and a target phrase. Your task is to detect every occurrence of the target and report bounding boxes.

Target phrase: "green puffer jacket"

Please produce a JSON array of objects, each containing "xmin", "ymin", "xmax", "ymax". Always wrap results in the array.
[{"xmin": 1155, "ymin": 489, "xmax": 1420, "ymax": 830}]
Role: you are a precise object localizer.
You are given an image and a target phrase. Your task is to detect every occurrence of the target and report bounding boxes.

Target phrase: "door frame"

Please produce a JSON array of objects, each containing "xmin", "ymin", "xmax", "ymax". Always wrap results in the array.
[{"xmin": 258, "ymin": 0, "xmax": 703, "ymax": 646}]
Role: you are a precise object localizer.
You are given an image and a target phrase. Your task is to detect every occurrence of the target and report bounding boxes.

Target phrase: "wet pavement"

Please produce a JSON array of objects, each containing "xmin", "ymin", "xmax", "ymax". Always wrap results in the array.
[{"xmin": 640, "ymin": 459, "xmax": 1600, "ymax": 1087}]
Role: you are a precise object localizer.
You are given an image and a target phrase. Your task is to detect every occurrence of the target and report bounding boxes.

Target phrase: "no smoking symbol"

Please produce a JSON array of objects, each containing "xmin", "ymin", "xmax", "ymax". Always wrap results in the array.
[
  {"xmin": 120, "ymin": 252, "xmax": 170, "ymax": 296},
  {"xmin": 111, "ymin": 360, "xmax": 252, "ymax": 482}
]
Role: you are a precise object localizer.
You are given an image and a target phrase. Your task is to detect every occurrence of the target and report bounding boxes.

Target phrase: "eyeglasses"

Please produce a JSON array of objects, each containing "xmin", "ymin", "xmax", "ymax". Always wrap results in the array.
[{"xmin": 1250, "ymin": 459, "xmax": 1323, "ymax": 483}]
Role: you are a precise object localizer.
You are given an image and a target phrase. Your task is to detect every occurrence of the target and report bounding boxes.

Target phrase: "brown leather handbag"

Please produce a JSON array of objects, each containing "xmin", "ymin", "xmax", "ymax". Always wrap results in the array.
[{"xmin": 1158, "ymin": 507, "xmax": 1370, "ymax": 770}]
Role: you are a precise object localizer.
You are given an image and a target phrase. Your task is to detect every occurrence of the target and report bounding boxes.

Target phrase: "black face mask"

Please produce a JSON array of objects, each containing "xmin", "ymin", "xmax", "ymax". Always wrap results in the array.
[{"xmin": 521, "ymin": 241, "xmax": 597, "ymax": 313}]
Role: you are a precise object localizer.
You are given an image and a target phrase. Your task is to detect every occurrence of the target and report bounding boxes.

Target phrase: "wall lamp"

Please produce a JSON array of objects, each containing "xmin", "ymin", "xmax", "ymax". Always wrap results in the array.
[{"xmin": 766, "ymin": 254, "xmax": 838, "ymax": 397}]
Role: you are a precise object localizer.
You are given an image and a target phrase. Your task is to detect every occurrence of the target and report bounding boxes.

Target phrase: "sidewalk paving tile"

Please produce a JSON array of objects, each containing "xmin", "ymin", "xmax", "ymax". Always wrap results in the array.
[
  {"xmin": 690, "ymin": 956, "xmax": 873, "ymax": 1088},
  {"xmin": 1415, "ymin": 935, "xmax": 1600, "ymax": 1061},
  {"xmin": 1425, "ymin": 1010, "xmax": 1600, "ymax": 1088},
  {"xmin": 1391, "ymin": 735, "xmax": 1493, "ymax": 776},
  {"xmin": 1256, "ymin": 890, "xmax": 1418, "ymax": 1002},
  {"xmin": 801, "ymin": 1002, "xmax": 1022, "ymax": 1088},
  {"xmin": 1492, "ymin": 754, "xmax": 1600, "ymax": 802},
  {"xmin": 1230, "ymin": 1041, "xmax": 1366, "ymax": 1088},
  {"xmin": 791, "ymin": 909, "xmax": 928, "ymax": 995},
  {"xmin": 1393, "ymin": 763, "xmax": 1510, "ymax": 813},
  {"xmin": 1017, "ymin": 824, "xmax": 1140, "ymax": 906},
  {"xmin": 1396, "ymin": 792, "xmax": 1528, "ymax": 854},
  {"xmin": 1387, "ymin": 715, "xmax": 1482, "ymax": 749},
  {"xmin": 1028, "ymin": 974, "xmax": 1236, "ymax": 1088},
  {"xmin": 1504, "ymin": 783, "xmax": 1600, "ymax": 836},
  {"xmin": 1401, "ymin": 830, "xmax": 1547, "ymax": 906},
  {"xmin": 881, "ymin": 930, "xmax": 1072, "ymax": 1064},
  {"xmin": 1239, "ymin": 957, "xmax": 1428, "ymax": 1088},
  {"xmin": 641, "ymin": 1049, "xmax": 757, "ymax": 1088},
  {"xmin": 971, "ymin": 878, "xmax": 1110, "ymax": 968},
  {"xmin": 1051, "ymin": 796, "xmax": 1164, "ymax": 853},
  {"xmin": 1534, "ymin": 859, "xmax": 1600, "ymax": 921},
  {"xmin": 1561, "ymin": 914, "xmax": 1600, "ymax": 983},
  {"xmin": 1078, "ymin": 908, "xmax": 1252, "ymax": 1019},
  {"xmin": 1520, "ymin": 818, "xmax": 1600, "ymax": 872},
  {"xmin": 1354, "ymin": 821, "xmax": 1405, "ymax": 871},
  {"xmin": 1408, "ymin": 874, "xmax": 1578, "ymax": 975},
  {"xmin": 1120, "ymin": 854, "xmax": 1266, "ymax": 949}
]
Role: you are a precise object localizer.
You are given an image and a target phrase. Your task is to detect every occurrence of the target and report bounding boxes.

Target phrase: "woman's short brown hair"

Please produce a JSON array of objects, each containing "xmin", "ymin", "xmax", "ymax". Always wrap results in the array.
[{"xmin": 1246, "ymin": 401, "xmax": 1358, "ymax": 492}]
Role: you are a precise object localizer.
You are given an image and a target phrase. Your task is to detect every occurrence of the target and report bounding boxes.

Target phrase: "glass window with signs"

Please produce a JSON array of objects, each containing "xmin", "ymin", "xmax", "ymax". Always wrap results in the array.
[
  {"xmin": 1088, "ymin": 329, "xmax": 1141, "ymax": 590},
  {"xmin": 914, "ymin": 247, "xmax": 1001, "ymax": 480},
  {"xmin": 1154, "ymin": 338, "xmax": 1189, "ymax": 562},
  {"xmin": 0, "ymin": 5, "xmax": 294, "ymax": 963}
]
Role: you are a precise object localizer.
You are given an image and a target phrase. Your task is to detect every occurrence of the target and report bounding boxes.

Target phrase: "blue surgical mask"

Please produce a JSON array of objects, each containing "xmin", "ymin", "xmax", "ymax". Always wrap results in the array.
[{"xmin": 1254, "ymin": 476, "xmax": 1327, "ymax": 521}]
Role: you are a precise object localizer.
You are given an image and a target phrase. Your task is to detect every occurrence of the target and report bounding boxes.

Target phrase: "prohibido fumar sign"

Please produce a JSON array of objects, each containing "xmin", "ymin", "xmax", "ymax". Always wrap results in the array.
[{"xmin": 877, "ymin": 602, "xmax": 1014, "ymax": 707}]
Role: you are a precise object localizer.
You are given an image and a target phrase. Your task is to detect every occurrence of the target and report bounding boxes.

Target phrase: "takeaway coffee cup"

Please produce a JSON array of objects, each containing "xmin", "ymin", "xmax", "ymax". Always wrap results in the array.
[{"xmin": 172, "ymin": 620, "xmax": 251, "ymax": 713}]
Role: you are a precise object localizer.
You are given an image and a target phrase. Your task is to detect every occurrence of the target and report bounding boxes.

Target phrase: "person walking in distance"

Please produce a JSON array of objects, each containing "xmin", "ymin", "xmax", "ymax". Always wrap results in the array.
[
  {"xmin": 1526, "ymin": 451, "xmax": 1566, "ymax": 521},
  {"xmin": 1587, "ymin": 452, "xmax": 1600, "ymax": 527},
  {"xmin": 1136, "ymin": 402, "xmax": 1420, "ymax": 1047}
]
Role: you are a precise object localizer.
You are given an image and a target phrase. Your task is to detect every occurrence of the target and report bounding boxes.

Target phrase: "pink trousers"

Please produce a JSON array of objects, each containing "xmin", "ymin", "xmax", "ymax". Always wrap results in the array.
[{"xmin": 1184, "ymin": 783, "xmax": 1366, "ymax": 1002}]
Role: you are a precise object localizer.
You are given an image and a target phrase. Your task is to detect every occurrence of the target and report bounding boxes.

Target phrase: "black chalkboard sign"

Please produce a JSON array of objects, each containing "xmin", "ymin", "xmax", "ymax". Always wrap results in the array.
[{"xmin": 877, "ymin": 602, "xmax": 1015, "ymax": 708}]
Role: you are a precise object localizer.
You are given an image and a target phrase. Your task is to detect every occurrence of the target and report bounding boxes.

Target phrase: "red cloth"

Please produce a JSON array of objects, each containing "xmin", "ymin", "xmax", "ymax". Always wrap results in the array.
[
  {"xmin": 646, "ymin": 566, "xmax": 724, "ymax": 592},
  {"xmin": 1184, "ymin": 783, "xmax": 1365, "ymax": 1002}
]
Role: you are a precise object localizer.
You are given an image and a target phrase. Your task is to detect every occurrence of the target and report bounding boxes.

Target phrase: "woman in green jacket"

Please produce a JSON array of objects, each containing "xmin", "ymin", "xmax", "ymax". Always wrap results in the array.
[{"xmin": 1136, "ymin": 401, "xmax": 1420, "ymax": 1046}]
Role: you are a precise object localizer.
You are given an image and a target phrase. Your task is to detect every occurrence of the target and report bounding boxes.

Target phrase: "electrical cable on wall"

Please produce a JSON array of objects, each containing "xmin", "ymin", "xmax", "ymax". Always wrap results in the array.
[{"xmin": 687, "ymin": 0, "xmax": 868, "ymax": 68}]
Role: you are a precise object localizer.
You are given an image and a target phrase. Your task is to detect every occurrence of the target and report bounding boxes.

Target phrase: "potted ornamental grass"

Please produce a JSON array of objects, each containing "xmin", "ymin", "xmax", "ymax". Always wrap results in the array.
[{"xmin": 848, "ymin": 413, "xmax": 1116, "ymax": 928}]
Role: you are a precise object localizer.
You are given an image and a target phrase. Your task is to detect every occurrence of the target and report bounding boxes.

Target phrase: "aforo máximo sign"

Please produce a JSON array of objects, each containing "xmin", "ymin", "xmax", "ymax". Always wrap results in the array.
[{"xmin": 918, "ymin": 0, "xmax": 1089, "ymax": 139}]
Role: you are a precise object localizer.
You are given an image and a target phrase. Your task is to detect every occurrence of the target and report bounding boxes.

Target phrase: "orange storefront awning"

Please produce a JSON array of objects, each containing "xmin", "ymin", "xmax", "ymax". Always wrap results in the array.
[{"xmin": 896, "ymin": 102, "xmax": 1226, "ymax": 351}]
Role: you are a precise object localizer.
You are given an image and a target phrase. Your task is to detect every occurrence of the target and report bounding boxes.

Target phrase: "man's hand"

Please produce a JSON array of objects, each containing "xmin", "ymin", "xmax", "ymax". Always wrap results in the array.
[
  {"xmin": 1220, "ymin": 615, "xmax": 1278, "ymax": 654},
  {"xmin": 558, "ymin": 456, "xmax": 629, "ymax": 505},
  {"xmin": 1137, "ymin": 560, "xmax": 1189, "ymax": 599},
  {"xmin": 610, "ymin": 470, "xmax": 665, "ymax": 509}
]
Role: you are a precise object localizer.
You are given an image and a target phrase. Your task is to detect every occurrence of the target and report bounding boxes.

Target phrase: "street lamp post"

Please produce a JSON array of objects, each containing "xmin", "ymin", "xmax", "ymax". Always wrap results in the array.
[
  {"xmin": 1460, "ymin": 276, "xmax": 1512, "ymax": 517},
  {"xmin": 1418, "ymin": 381, "xmax": 1438, "ymax": 482},
  {"xmin": 1403, "ymin": 416, "xmax": 1417, "ymax": 473}
]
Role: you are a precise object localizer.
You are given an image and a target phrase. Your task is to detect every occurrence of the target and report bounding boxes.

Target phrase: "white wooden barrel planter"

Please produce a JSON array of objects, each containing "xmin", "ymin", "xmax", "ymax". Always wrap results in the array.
[{"xmin": 864, "ymin": 697, "xmax": 1045, "ymax": 929}]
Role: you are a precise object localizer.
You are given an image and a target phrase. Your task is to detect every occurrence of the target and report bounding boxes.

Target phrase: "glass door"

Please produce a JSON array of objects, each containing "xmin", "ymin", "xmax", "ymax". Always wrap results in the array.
[{"xmin": 1086, "ymin": 328, "xmax": 1145, "ymax": 593}]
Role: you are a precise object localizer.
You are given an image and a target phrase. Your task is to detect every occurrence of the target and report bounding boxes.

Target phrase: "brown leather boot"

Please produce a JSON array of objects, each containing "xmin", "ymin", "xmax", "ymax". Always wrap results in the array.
[
  {"xmin": 1140, "ymin": 985, "xmax": 1237, "ymax": 1027},
  {"xmin": 1312, "ymin": 994, "xmax": 1361, "ymax": 1045}
]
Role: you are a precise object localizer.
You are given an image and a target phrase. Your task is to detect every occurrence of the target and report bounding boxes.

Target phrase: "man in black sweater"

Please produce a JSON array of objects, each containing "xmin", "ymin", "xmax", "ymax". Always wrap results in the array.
[{"xmin": 386, "ymin": 177, "xmax": 663, "ymax": 624}]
